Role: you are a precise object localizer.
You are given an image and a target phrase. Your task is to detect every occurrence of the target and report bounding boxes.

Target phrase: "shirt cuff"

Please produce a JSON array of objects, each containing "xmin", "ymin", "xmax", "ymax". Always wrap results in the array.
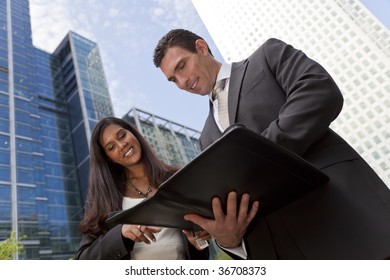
[{"xmin": 217, "ymin": 239, "xmax": 248, "ymax": 259}]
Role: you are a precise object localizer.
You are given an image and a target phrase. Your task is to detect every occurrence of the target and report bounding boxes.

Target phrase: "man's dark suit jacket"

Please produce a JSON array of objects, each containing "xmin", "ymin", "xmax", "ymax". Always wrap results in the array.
[{"xmin": 200, "ymin": 38, "xmax": 390, "ymax": 260}]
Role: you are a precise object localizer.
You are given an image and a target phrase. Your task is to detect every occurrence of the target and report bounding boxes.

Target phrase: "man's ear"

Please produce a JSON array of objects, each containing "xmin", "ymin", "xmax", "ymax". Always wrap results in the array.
[{"xmin": 195, "ymin": 39, "xmax": 209, "ymax": 55}]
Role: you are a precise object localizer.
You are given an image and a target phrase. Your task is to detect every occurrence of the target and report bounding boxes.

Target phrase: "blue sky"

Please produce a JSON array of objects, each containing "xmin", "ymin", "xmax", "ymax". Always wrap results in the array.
[
  {"xmin": 360, "ymin": 0, "xmax": 390, "ymax": 28},
  {"xmin": 29, "ymin": 0, "xmax": 389, "ymax": 132}
]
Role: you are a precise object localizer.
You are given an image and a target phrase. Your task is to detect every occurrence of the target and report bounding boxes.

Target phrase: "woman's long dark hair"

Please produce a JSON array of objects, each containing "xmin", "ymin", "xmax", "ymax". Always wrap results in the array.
[{"xmin": 79, "ymin": 117, "xmax": 178, "ymax": 238}]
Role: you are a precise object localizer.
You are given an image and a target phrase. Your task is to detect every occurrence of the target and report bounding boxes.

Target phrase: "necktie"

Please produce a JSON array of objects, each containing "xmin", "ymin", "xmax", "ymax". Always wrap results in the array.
[{"xmin": 213, "ymin": 79, "xmax": 229, "ymax": 130}]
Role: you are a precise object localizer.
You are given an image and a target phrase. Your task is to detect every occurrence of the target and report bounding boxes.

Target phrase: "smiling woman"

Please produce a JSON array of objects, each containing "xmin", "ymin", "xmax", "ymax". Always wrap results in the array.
[
  {"xmin": 75, "ymin": 117, "xmax": 210, "ymax": 260},
  {"xmin": 100, "ymin": 123, "xmax": 144, "ymax": 173}
]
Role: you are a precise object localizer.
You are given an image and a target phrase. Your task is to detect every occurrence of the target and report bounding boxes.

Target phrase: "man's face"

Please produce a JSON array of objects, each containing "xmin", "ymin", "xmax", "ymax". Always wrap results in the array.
[{"xmin": 159, "ymin": 40, "xmax": 216, "ymax": 95}]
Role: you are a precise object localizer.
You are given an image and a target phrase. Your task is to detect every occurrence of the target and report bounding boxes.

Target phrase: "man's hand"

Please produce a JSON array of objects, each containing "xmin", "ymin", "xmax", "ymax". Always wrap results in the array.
[
  {"xmin": 182, "ymin": 229, "xmax": 211, "ymax": 250},
  {"xmin": 184, "ymin": 191, "xmax": 259, "ymax": 248}
]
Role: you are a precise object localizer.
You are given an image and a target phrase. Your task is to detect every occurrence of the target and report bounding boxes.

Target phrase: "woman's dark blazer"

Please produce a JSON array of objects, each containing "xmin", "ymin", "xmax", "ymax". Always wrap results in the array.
[
  {"xmin": 200, "ymin": 38, "xmax": 390, "ymax": 260},
  {"xmin": 75, "ymin": 224, "xmax": 208, "ymax": 260}
]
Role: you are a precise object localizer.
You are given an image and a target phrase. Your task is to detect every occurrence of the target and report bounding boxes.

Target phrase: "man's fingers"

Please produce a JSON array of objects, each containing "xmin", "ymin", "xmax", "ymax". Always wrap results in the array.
[
  {"xmin": 184, "ymin": 214, "xmax": 210, "ymax": 231},
  {"xmin": 246, "ymin": 200, "xmax": 260, "ymax": 223},
  {"xmin": 182, "ymin": 229, "xmax": 193, "ymax": 240},
  {"xmin": 237, "ymin": 193, "xmax": 250, "ymax": 221},
  {"xmin": 211, "ymin": 196, "xmax": 224, "ymax": 220},
  {"xmin": 197, "ymin": 230, "xmax": 211, "ymax": 240},
  {"xmin": 225, "ymin": 192, "xmax": 238, "ymax": 219},
  {"xmin": 184, "ymin": 192, "xmax": 259, "ymax": 249}
]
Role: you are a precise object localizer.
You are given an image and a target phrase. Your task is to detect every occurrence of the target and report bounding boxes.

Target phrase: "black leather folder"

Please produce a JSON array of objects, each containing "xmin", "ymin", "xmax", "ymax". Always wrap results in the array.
[{"xmin": 106, "ymin": 124, "xmax": 329, "ymax": 230}]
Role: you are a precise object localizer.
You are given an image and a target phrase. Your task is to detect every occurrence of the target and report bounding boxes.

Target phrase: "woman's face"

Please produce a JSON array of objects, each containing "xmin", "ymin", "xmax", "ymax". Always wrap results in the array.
[{"xmin": 100, "ymin": 124, "xmax": 142, "ymax": 168}]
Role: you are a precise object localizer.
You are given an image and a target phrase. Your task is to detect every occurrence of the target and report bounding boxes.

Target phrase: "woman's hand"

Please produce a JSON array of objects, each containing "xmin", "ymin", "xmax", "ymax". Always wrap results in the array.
[
  {"xmin": 183, "ymin": 229, "xmax": 211, "ymax": 250},
  {"xmin": 121, "ymin": 224, "xmax": 161, "ymax": 244}
]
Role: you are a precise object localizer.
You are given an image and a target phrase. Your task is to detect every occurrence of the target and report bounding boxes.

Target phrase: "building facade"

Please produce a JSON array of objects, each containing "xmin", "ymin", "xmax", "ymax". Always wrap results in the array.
[
  {"xmin": 123, "ymin": 107, "xmax": 201, "ymax": 168},
  {"xmin": 192, "ymin": 0, "xmax": 390, "ymax": 187},
  {"xmin": 0, "ymin": 0, "xmax": 113, "ymax": 259}
]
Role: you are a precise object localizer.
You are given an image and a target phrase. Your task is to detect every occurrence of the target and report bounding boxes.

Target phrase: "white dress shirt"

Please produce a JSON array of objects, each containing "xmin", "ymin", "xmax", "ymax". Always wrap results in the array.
[
  {"xmin": 122, "ymin": 197, "xmax": 187, "ymax": 259},
  {"xmin": 209, "ymin": 63, "xmax": 248, "ymax": 259}
]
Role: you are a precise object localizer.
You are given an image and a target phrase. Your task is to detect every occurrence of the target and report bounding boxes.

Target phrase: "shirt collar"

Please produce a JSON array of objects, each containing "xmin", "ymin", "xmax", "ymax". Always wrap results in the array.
[{"xmin": 209, "ymin": 63, "xmax": 232, "ymax": 100}]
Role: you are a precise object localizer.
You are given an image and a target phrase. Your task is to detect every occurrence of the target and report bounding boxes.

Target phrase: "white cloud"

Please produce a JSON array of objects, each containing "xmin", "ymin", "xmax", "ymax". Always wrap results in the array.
[
  {"xmin": 110, "ymin": 86, "xmax": 153, "ymax": 119},
  {"xmin": 30, "ymin": 0, "xmax": 101, "ymax": 52},
  {"xmin": 108, "ymin": 8, "xmax": 120, "ymax": 18},
  {"xmin": 150, "ymin": 0, "xmax": 205, "ymax": 33},
  {"xmin": 30, "ymin": 0, "xmax": 75, "ymax": 52},
  {"xmin": 153, "ymin": 7, "xmax": 165, "ymax": 17}
]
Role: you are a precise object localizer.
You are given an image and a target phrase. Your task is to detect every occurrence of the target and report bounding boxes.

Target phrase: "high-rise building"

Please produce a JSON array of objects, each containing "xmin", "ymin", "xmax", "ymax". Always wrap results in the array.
[
  {"xmin": 192, "ymin": 0, "xmax": 390, "ymax": 187},
  {"xmin": 123, "ymin": 107, "xmax": 201, "ymax": 168},
  {"xmin": 0, "ymin": 0, "xmax": 113, "ymax": 259},
  {"xmin": 52, "ymin": 31, "xmax": 113, "ymax": 203}
]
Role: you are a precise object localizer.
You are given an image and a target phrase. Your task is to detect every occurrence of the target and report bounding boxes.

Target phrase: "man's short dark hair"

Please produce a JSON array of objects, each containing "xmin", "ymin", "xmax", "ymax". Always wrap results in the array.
[{"xmin": 153, "ymin": 29, "xmax": 213, "ymax": 68}]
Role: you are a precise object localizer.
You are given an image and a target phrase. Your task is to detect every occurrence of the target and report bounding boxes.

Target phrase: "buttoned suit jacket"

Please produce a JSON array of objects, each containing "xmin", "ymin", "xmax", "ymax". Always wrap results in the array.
[{"xmin": 200, "ymin": 38, "xmax": 390, "ymax": 259}]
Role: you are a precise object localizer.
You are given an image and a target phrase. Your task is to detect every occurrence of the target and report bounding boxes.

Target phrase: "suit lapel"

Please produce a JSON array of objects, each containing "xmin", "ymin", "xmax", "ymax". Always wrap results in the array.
[
  {"xmin": 200, "ymin": 101, "xmax": 222, "ymax": 149},
  {"xmin": 201, "ymin": 60, "xmax": 249, "ymax": 150},
  {"xmin": 229, "ymin": 60, "xmax": 248, "ymax": 124}
]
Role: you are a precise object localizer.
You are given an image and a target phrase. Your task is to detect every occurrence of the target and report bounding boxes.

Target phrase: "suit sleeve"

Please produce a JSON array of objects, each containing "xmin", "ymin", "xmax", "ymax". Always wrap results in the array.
[
  {"xmin": 260, "ymin": 38, "xmax": 343, "ymax": 155},
  {"xmin": 75, "ymin": 224, "xmax": 134, "ymax": 260}
]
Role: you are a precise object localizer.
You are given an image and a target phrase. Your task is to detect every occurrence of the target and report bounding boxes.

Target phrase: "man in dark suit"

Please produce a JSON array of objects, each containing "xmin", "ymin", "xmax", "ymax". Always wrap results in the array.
[{"xmin": 153, "ymin": 29, "xmax": 390, "ymax": 259}]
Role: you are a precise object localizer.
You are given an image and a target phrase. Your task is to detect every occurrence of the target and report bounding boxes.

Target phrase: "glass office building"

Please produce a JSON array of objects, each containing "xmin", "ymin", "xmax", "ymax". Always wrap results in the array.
[
  {"xmin": 52, "ymin": 31, "xmax": 113, "ymax": 203},
  {"xmin": 192, "ymin": 0, "xmax": 390, "ymax": 187},
  {"xmin": 0, "ymin": 0, "xmax": 113, "ymax": 259},
  {"xmin": 123, "ymin": 107, "xmax": 201, "ymax": 168}
]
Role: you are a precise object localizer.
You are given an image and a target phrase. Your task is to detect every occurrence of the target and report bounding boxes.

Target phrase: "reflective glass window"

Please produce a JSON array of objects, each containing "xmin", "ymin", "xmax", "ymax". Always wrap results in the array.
[
  {"xmin": 18, "ymin": 203, "xmax": 37, "ymax": 221},
  {"xmin": 0, "ymin": 134, "xmax": 9, "ymax": 150},
  {"xmin": 16, "ymin": 167, "xmax": 34, "ymax": 183},
  {"xmin": 16, "ymin": 138, "xmax": 33, "ymax": 152},
  {"xmin": 0, "ymin": 150, "xmax": 9, "ymax": 164},
  {"xmin": 0, "ymin": 165, "xmax": 10, "ymax": 181},
  {"xmin": 18, "ymin": 187, "xmax": 36, "ymax": 203}
]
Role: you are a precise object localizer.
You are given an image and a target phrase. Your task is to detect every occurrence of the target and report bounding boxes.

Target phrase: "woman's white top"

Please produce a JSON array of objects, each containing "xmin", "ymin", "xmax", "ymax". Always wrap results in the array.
[{"xmin": 122, "ymin": 196, "xmax": 187, "ymax": 260}]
